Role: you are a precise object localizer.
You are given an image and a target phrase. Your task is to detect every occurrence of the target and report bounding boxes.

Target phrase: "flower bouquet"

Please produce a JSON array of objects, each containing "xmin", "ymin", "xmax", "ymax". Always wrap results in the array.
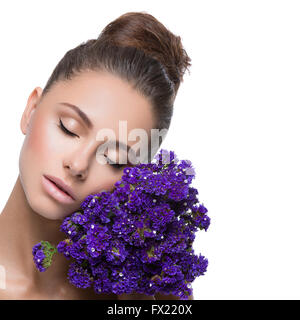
[{"xmin": 32, "ymin": 149, "xmax": 210, "ymax": 300}]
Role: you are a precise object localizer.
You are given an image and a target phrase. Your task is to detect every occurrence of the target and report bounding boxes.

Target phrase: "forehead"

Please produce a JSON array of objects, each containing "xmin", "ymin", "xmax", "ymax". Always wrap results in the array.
[{"xmin": 43, "ymin": 70, "xmax": 155, "ymax": 135}]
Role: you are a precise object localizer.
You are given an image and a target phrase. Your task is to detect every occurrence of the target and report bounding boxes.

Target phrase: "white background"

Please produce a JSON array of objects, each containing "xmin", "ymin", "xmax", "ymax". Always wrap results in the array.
[{"xmin": 0, "ymin": 0, "xmax": 299, "ymax": 299}]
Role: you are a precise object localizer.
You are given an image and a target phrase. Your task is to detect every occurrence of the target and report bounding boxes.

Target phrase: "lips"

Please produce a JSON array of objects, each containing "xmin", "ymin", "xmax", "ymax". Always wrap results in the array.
[{"xmin": 43, "ymin": 175, "xmax": 76, "ymax": 200}]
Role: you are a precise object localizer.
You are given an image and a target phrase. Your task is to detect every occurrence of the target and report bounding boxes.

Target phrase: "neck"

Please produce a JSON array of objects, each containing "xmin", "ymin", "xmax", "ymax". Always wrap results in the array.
[{"xmin": 0, "ymin": 175, "xmax": 70, "ymax": 291}]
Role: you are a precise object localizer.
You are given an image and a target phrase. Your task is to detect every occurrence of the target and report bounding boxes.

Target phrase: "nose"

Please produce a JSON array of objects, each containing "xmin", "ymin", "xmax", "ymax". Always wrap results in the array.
[
  {"xmin": 65, "ymin": 162, "xmax": 87, "ymax": 180},
  {"xmin": 63, "ymin": 139, "xmax": 100, "ymax": 180},
  {"xmin": 64, "ymin": 155, "xmax": 89, "ymax": 180}
]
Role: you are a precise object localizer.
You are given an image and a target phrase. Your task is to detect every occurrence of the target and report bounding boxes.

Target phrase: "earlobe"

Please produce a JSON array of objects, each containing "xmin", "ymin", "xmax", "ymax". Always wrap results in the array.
[{"xmin": 20, "ymin": 87, "xmax": 43, "ymax": 135}]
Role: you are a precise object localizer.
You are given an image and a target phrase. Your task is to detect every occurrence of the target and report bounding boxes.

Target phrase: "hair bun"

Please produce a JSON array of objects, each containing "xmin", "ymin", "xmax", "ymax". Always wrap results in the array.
[{"xmin": 96, "ymin": 11, "xmax": 192, "ymax": 92}]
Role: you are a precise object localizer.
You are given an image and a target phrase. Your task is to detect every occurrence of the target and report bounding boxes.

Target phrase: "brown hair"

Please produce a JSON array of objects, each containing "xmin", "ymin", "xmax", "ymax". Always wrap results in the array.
[{"xmin": 42, "ymin": 11, "xmax": 191, "ymax": 153}]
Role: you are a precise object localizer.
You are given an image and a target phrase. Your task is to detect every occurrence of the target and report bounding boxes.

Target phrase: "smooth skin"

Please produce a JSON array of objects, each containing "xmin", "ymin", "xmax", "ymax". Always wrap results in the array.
[{"xmin": 0, "ymin": 70, "xmax": 193, "ymax": 300}]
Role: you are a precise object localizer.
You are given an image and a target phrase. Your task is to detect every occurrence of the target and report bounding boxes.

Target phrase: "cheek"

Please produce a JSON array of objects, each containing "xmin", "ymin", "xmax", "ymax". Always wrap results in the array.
[
  {"xmin": 23, "ymin": 119, "xmax": 51, "ymax": 165},
  {"xmin": 19, "ymin": 115, "xmax": 50, "ymax": 197},
  {"xmin": 19, "ymin": 116, "xmax": 40, "ymax": 166},
  {"xmin": 18, "ymin": 115, "xmax": 77, "ymax": 220},
  {"xmin": 23, "ymin": 115, "xmax": 67, "ymax": 166},
  {"xmin": 19, "ymin": 114, "xmax": 64, "ymax": 195},
  {"xmin": 86, "ymin": 160, "xmax": 125, "ymax": 196}
]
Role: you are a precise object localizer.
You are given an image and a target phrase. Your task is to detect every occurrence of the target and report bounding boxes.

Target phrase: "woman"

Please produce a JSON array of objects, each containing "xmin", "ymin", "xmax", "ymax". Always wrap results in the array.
[{"xmin": 0, "ymin": 11, "xmax": 193, "ymax": 300}]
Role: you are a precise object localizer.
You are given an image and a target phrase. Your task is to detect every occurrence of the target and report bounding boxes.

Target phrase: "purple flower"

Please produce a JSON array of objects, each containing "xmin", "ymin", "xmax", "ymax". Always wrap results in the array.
[
  {"xmin": 32, "ymin": 149, "xmax": 210, "ymax": 300},
  {"xmin": 200, "ymin": 215, "xmax": 211, "ymax": 232},
  {"xmin": 33, "ymin": 245, "xmax": 46, "ymax": 272},
  {"xmin": 32, "ymin": 241, "xmax": 57, "ymax": 272},
  {"xmin": 67, "ymin": 261, "xmax": 93, "ymax": 289}
]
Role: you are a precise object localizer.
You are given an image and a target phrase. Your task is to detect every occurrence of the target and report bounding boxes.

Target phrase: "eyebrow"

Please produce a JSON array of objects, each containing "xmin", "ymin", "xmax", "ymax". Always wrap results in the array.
[
  {"xmin": 59, "ymin": 101, "xmax": 136, "ymax": 161},
  {"xmin": 59, "ymin": 102, "xmax": 93, "ymax": 129}
]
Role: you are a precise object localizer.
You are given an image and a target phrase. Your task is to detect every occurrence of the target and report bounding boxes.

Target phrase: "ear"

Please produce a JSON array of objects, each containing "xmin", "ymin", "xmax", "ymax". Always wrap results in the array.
[{"xmin": 20, "ymin": 87, "xmax": 43, "ymax": 135}]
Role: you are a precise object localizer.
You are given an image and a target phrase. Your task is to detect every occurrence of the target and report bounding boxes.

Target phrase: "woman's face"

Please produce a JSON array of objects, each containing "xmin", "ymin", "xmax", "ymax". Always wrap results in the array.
[{"xmin": 19, "ymin": 70, "xmax": 155, "ymax": 220}]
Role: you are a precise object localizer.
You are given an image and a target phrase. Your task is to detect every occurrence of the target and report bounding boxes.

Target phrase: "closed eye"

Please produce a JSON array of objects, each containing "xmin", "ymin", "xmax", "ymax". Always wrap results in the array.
[
  {"xmin": 110, "ymin": 163, "xmax": 126, "ymax": 170},
  {"xmin": 58, "ymin": 119, "xmax": 79, "ymax": 138},
  {"xmin": 105, "ymin": 155, "xmax": 128, "ymax": 170}
]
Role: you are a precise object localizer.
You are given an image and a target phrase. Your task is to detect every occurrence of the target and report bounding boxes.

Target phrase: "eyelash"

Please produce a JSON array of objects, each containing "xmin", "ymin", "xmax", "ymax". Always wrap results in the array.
[
  {"xmin": 108, "ymin": 162, "xmax": 126, "ymax": 170},
  {"xmin": 58, "ymin": 118, "xmax": 125, "ymax": 171},
  {"xmin": 58, "ymin": 118, "xmax": 79, "ymax": 138}
]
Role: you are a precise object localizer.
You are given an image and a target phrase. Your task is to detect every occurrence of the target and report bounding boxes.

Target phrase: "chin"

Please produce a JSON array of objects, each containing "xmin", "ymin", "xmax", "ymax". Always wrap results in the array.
[
  {"xmin": 27, "ymin": 194, "xmax": 70, "ymax": 221},
  {"xmin": 19, "ymin": 173, "xmax": 76, "ymax": 222},
  {"xmin": 22, "ymin": 180, "xmax": 73, "ymax": 221}
]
